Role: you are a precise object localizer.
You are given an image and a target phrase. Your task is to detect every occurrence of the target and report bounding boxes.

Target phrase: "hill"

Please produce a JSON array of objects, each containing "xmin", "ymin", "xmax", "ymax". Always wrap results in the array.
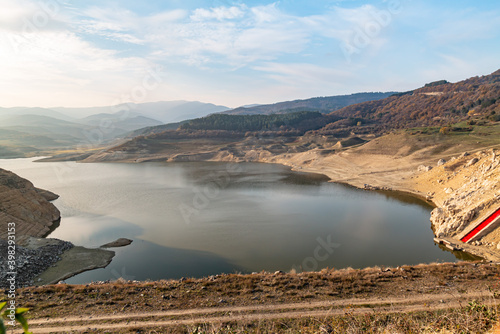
[
  {"xmin": 116, "ymin": 70, "xmax": 500, "ymax": 145},
  {"xmin": 0, "ymin": 113, "xmax": 163, "ymax": 158},
  {"xmin": 54, "ymin": 69, "xmax": 500, "ymax": 164},
  {"xmin": 316, "ymin": 70, "xmax": 500, "ymax": 136},
  {"xmin": 54, "ymin": 101, "xmax": 229, "ymax": 123},
  {"xmin": 0, "ymin": 107, "xmax": 76, "ymax": 122},
  {"xmin": 122, "ymin": 93, "xmax": 394, "ymax": 139},
  {"xmin": 179, "ymin": 111, "xmax": 335, "ymax": 133},
  {"xmin": 223, "ymin": 92, "xmax": 396, "ymax": 115},
  {"xmin": 0, "ymin": 168, "xmax": 60, "ymax": 239},
  {"xmin": 79, "ymin": 112, "xmax": 163, "ymax": 131}
]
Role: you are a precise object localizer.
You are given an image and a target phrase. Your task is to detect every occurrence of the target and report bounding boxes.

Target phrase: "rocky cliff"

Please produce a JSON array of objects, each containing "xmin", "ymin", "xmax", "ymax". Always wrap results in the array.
[
  {"xmin": 0, "ymin": 168, "xmax": 61, "ymax": 239},
  {"xmin": 413, "ymin": 149, "xmax": 500, "ymax": 246}
]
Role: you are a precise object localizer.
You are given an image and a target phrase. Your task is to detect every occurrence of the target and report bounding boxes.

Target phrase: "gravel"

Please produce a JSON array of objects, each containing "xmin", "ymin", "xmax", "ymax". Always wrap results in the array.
[{"xmin": 0, "ymin": 238, "xmax": 73, "ymax": 288}]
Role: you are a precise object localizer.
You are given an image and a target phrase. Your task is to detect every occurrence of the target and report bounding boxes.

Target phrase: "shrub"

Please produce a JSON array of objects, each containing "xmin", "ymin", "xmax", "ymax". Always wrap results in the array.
[{"xmin": 439, "ymin": 127, "xmax": 450, "ymax": 135}]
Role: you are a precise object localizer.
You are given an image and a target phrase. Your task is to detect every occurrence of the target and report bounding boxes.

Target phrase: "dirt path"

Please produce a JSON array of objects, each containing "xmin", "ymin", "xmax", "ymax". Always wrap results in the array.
[{"xmin": 28, "ymin": 291, "xmax": 496, "ymax": 333}]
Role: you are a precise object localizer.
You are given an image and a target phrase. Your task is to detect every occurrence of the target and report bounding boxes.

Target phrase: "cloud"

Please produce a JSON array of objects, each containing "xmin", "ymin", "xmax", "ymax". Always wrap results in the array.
[
  {"xmin": 249, "ymin": 62, "xmax": 356, "ymax": 100},
  {"xmin": 38, "ymin": 2, "xmax": 401, "ymax": 69},
  {"xmin": 191, "ymin": 5, "xmax": 246, "ymax": 21},
  {"xmin": 0, "ymin": 10, "xmax": 152, "ymax": 107},
  {"xmin": 0, "ymin": 0, "xmax": 70, "ymax": 32},
  {"xmin": 121, "ymin": 3, "xmax": 313, "ymax": 67},
  {"xmin": 1, "ymin": 0, "xmax": 499, "ymax": 108}
]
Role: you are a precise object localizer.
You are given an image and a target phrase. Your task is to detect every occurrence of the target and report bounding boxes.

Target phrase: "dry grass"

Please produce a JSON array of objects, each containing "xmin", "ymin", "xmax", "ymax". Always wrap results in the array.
[
  {"xmin": 5, "ymin": 261, "xmax": 500, "ymax": 333},
  {"xmin": 75, "ymin": 302, "xmax": 498, "ymax": 333}
]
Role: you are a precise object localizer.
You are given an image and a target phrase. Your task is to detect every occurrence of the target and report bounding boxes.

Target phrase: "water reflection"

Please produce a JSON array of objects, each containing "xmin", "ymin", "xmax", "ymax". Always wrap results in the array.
[
  {"xmin": 0, "ymin": 158, "xmax": 469, "ymax": 283},
  {"xmin": 437, "ymin": 244, "xmax": 483, "ymax": 261},
  {"xmin": 65, "ymin": 239, "xmax": 242, "ymax": 284}
]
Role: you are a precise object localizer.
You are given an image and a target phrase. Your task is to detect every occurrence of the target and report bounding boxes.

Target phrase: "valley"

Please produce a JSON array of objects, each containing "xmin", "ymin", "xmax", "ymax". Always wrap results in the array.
[{"xmin": 1, "ymin": 70, "xmax": 500, "ymax": 333}]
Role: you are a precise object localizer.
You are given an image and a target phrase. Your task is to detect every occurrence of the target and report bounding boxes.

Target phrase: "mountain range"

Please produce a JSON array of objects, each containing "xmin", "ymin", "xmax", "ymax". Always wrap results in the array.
[
  {"xmin": 68, "ymin": 69, "xmax": 500, "ymax": 165},
  {"xmin": 0, "ymin": 101, "xmax": 229, "ymax": 158},
  {"xmin": 8, "ymin": 66, "xmax": 498, "ymax": 160}
]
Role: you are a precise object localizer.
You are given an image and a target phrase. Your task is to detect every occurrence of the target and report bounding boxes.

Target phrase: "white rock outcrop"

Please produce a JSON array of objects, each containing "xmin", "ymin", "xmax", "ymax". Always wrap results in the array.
[{"xmin": 429, "ymin": 151, "xmax": 500, "ymax": 238}]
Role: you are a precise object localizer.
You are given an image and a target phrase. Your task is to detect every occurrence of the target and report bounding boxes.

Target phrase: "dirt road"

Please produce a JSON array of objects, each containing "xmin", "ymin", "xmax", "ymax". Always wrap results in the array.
[{"xmin": 28, "ymin": 291, "xmax": 496, "ymax": 333}]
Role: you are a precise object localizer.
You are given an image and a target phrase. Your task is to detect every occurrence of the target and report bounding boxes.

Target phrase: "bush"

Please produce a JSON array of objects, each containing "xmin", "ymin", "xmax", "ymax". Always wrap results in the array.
[
  {"xmin": 439, "ymin": 127, "xmax": 450, "ymax": 135},
  {"xmin": 489, "ymin": 114, "xmax": 500, "ymax": 122}
]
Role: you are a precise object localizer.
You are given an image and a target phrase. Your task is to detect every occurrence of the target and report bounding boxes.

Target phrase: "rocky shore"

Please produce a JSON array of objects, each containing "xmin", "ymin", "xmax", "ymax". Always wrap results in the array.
[
  {"xmin": 413, "ymin": 149, "xmax": 500, "ymax": 258},
  {"xmin": 0, "ymin": 237, "xmax": 73, "ymax": 288}
]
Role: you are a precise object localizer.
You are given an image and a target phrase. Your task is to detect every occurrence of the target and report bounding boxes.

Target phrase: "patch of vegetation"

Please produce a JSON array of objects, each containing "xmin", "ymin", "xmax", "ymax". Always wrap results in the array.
[
  {"xmin": 180, "ymin": 111, "xmax": 330, "ymax": 132},
  {"xmin": 317, "ymin": 70, "xmax": 500, "ymax": 136},
  {"xmin": 424, "ymin": 79, "xmax": 450, "ymax": 87}
]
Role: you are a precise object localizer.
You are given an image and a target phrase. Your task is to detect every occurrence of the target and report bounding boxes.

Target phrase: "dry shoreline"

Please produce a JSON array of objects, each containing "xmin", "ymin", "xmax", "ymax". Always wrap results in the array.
[
  {"xmin": 30, "ymin": 137, "xmax": 500, "ymax": 282},
  {"xmin": 265, "ymin": 150, "xmax": 500, "ymax": 262}
]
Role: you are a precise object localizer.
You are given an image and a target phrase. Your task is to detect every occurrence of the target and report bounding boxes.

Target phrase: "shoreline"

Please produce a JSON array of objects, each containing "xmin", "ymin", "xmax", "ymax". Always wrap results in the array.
[
  {"xmin": 18, "ymin": 147, "xmax": 500, "ymax": 284},
  {"xmin": 267, "ymin": 154, "xmax": 500, "ymax": 262}
]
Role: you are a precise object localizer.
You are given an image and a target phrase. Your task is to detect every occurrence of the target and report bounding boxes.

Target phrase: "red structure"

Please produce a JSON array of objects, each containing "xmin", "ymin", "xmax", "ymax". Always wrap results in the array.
[{"xmin": 461, "ymin": 208, "xmax": 500, "ymax": 243}]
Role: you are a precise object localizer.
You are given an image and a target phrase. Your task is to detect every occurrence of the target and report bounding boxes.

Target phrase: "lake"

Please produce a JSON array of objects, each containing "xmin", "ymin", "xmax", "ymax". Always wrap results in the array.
[{"xmin": 0, "ymin": 158, "xmax": 463, "ymax": 283}]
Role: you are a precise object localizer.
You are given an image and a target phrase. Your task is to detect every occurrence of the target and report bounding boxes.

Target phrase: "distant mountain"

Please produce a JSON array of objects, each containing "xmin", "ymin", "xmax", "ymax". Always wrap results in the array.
[
  {"xmin": 53, "ymin": 101, "xmax": 229, "ymax": 123},
  {"xmin": 0, "ymin": 114, "xmax": 115, "ymax": 143},
  {"xmin": 0, "ymin": 107, "xmax": 76, "ymax": 122},
  {"xmin": 0, "ymin": 112, "xmax": 164, "ymax": 158},
  {"xmin": 0, "ymin": 114, "xmax": 78, "ymax": 128},
  {"xmin": 47, "ymin": 69, "xmax": 500, "ymax": 164},
  {"xmin": 222, "ymin": 92, "xmax": 396, "ymax": 115},
  {"xmin": 131, "ymin": 101, "xmax": 230, "ymax": 123},
  {"xmin": 125, "ymin": 69, "xmax": 500, "ymax": 141},
  {"xmin": 128, "ymin": 93, "xmax": 396, "ymax": 138},
  {"xmin": 0, "ymin": 115, "xmax": 100, "ymax": 156},
  {"xmin": 240, "ymin": 104, "xmax": 262, "ymax": 108},
  {"xmin": 78, "ymin": 112, "xmax": 163, "ymax": 132},
  {"xmin": 127, "ymin": 120, "xmax": 189, "ymax": 138}
]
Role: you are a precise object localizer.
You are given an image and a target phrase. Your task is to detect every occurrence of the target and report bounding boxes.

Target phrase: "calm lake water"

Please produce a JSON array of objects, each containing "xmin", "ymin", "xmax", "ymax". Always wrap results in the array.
[{"xmin": 0, "ymin": 158, "xmax": 463, "ymax": 283}]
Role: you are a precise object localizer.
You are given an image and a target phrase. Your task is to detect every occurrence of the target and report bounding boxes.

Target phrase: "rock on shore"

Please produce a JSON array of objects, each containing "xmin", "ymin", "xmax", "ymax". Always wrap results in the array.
[{"xmin": 100, "ymin": 238, "xmax": 133, "ymax": 248}]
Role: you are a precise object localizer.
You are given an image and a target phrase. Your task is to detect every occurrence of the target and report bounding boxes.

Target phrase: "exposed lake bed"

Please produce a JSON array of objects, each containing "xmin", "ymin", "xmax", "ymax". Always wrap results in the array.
[{"xmin": 0, "ymin": 158, "xmax": 466, "ymax": 284}]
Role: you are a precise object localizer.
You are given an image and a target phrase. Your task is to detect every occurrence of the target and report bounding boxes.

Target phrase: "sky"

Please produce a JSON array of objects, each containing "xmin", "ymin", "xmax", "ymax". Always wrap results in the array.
[{"xmin": 0, "ymin": 0, "xmax": 499, "ymax": 109}]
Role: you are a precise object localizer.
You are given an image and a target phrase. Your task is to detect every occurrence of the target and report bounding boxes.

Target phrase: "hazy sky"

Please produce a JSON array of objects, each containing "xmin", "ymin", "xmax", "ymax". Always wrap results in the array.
[{"xmin": 1, "ymin": 0, "xmax": 499, "ymax": 108}]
